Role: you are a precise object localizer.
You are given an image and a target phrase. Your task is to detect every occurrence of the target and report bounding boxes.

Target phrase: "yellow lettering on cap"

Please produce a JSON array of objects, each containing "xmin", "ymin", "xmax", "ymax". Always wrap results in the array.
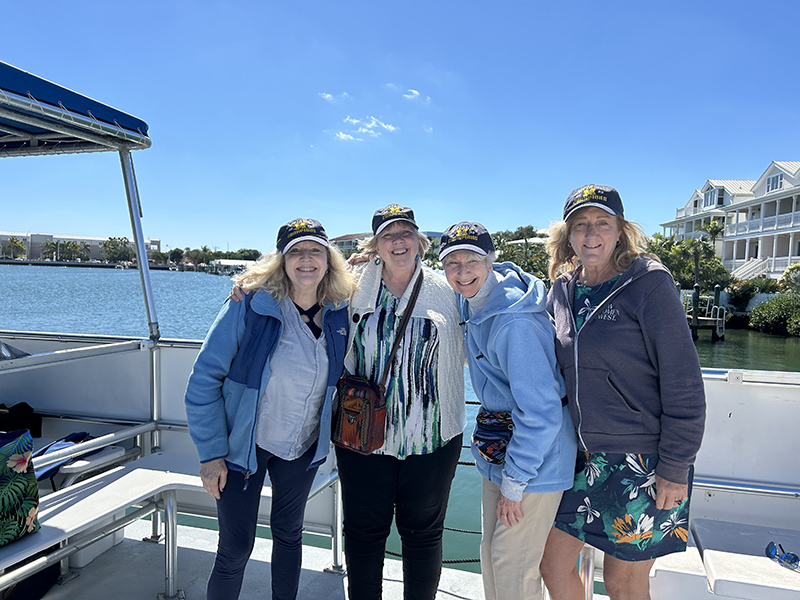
[
  {"xmin": 575, "ymin": 185, "xmax": 607, "ymax": 205},
  {"xmin": 288, "ymin": 219, "xmax": 315, "ymax": 237},
  {"xmin": 450, "ymin": 225, "xmax": 479, "ymax": 242},
  {"xmin": 384, "ymin": 205, "xmax": 405, "ymax": 216}
]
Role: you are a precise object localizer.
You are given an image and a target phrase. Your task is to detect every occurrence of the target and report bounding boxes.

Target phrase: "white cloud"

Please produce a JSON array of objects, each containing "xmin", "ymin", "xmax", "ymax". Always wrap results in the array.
[
  {"xmin": 335, "ymin": 132, "xmax": 358, "ymax": 141},
  {"xmin": 402, "ymin": 88, "xmax": 431, "ymax": 104},
  {"xmin": 363, "ymin": 116, "xmax": 397, "ymax": 132},
  {"xmin": 319, "ymin": 92, "xmax": 352, "ymax": 103},
  {"xmin": 332, "ymin": 115, "xmax": 397, "ymax": 141},
  {"xmin": 423, "ymin": 125, "xmax": 433, "ymax": 134}
]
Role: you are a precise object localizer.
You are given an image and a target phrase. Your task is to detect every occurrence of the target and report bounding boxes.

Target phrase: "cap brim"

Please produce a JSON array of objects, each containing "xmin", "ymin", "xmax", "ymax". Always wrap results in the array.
[
  {"xmin": 565, "ymin": 202, "xmax": 619, "ymax": 220},
  {"xmin": 439, "ymin": 244, "xmax": 489, "ymax": 260},
  {"xmin": 374, "ymin": 217, "xmax": 419, "ymax": 236},
  {"xmin": 282, "ymin": 236, "xmax": 329, "ymax": 253}
]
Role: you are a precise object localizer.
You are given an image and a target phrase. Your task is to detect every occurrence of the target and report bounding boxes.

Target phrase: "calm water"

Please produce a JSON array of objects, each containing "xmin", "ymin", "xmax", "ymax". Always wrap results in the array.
[
  {"xmin": 5, "ymin": 264, "xmax": 799, "ymax": 371},
  {"xmin": 3, "ymin": 265, "xmax": 799, "ymax": 570}
]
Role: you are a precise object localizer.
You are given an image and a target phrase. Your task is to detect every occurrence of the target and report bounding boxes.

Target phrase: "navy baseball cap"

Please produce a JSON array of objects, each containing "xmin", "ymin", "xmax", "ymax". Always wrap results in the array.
[
  {"xmin": 439, "ymin": 222, "xmax": 495, "ymax": 260},
  {"xmin": 563, "ymin": 185, "xmax": 624, "ymax": 221},
  {"xmin": 371, "ymin": 204, "xmax": 418, "ymax": 235},
  {"xmin": 276, "ymin": 218, "xmax": 329, "ymax": 253}
]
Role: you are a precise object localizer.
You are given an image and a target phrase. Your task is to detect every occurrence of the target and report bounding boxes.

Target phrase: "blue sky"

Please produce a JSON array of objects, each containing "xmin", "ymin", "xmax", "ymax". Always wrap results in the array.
[{"xmin": 2, "ymin": 1, "xmax": 799, "ymax": 254}]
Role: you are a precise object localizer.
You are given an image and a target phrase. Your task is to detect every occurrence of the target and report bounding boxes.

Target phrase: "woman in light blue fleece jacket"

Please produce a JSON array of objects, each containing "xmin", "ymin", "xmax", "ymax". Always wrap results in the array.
[
  {"xmin": 438, "ymin": 222, "xmax": 577, "ymax": 600},
  {"xmin": 184, "ymin": 218, "xmax": 354, "ymax": 600}
]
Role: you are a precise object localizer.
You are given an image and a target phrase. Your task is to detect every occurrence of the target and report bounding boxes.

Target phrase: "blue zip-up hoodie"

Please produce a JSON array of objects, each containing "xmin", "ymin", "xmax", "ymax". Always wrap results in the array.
[
  {"xmin": 459, "ymin": 262, "xmax": 577, "ymax": 499},
  {"xmin": 184, "ymin": 288, "xmax": 349, "ymax": 478}
]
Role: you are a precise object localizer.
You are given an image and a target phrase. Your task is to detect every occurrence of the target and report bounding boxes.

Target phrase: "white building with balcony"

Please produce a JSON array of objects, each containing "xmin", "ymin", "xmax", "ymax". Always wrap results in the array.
[{"xmin": 660, "ymin": 161, "xmax": 800, "ymax": 279}]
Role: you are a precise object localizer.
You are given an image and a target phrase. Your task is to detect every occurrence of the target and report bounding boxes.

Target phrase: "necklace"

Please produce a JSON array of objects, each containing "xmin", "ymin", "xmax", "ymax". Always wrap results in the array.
[
  {"xmin": 293, "ymin": 302, "xmax": 322, "ymax": 338},
  {"xmin": 579, "ymin": 265, "xmax": 619, "ymax": 286}
]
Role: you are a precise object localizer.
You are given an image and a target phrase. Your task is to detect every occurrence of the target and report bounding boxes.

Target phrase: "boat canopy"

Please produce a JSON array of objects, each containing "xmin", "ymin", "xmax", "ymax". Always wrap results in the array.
[
  {"xmin": 0, "ymin": 61, "xmax": 159, "ymax": 339},
  {"xmin": 0, "ymin": 61, "xmax": 151, "ymax": 158}
]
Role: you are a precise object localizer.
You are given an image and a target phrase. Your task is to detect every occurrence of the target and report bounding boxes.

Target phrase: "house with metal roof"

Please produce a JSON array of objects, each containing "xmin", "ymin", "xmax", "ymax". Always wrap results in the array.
[{"xmin": 660, "ymin": 161, "xmax": 800, "ymax": 279}]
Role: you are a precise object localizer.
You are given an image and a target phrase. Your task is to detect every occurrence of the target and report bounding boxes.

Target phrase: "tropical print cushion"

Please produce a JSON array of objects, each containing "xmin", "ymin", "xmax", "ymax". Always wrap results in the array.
[{"xmin": 0, "ymin": 429, "xmax": 40, "ymax": 547}]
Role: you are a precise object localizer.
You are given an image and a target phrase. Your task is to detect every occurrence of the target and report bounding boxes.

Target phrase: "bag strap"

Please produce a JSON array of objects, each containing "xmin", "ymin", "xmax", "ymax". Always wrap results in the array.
[{"xmin": 378, "ymin": 268, "xmax": 424, "ymax": 392}]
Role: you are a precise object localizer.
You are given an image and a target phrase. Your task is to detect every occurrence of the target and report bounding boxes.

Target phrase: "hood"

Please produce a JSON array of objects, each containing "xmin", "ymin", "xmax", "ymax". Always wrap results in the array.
[{"xmin": 470, "ymin": 261, "xmax": 548, "ymax": 324}]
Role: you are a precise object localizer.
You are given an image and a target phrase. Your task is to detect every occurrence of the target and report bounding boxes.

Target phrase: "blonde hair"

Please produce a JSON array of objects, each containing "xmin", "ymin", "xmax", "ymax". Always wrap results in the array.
[
  {"xmin": 546, "ymin": 213, "xmax": 655, "ymax": 281},
  {"xmin": 234, "ymin": 244, "xmax": 355, "ymax": 308},
  {"xmin": 358, "ymin": 223, "xmax": 430, "ymax": 259}
]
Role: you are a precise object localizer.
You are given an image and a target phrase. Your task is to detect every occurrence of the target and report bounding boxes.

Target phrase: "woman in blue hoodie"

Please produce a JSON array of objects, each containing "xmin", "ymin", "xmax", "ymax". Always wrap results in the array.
[
  {"xmin": 184, "ymin": 218, "xmax": 355, "ymax": 600},
  {"xmin": 438, "ymin": 222, "xmax": 577, "ymax": 600}
]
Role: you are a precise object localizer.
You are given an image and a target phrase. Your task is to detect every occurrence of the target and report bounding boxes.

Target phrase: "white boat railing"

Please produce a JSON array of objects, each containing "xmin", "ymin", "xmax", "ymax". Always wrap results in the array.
[{"xmin": 0, "ymin": 339, "xmax": 150, "ymax": 374}]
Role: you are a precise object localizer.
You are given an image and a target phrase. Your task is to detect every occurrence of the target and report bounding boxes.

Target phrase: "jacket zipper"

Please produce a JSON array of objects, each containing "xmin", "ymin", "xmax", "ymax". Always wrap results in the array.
[
  {"xmin": 570, "ymin": 276, "xmax": 633, "ymax": 452},
  {"xmin": 243, "ymin": 316, "xmax": 284, "ymax": 491}
]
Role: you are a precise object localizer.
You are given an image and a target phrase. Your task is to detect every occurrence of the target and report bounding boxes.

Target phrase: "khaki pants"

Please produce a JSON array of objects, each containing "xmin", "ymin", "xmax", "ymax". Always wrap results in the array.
[{"xmin": 480, "ymin": 478, "xmax": 563, "ymax": 600}]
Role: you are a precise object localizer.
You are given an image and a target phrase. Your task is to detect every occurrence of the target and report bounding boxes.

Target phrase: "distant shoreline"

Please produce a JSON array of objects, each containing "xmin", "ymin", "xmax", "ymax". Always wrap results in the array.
[{"xmin": 0, "ymin": 259, "xmax": 171, "ymax": 270}]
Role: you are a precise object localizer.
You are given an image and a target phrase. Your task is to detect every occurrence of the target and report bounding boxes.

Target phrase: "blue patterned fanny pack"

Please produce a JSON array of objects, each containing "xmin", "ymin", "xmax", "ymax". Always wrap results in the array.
[{"xmin": 472, "ymin": 409, "xmax": 514, "ymax": 465}]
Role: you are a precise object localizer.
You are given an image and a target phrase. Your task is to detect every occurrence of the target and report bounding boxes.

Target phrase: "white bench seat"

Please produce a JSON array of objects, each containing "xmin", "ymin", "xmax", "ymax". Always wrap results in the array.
[
  {"xmin": 692, "ymin": 518, "xmax": 800, "ymax": 600},
  {"xmin": 0, "ymin": 452, "xmax": 340, "ymax": 599}
]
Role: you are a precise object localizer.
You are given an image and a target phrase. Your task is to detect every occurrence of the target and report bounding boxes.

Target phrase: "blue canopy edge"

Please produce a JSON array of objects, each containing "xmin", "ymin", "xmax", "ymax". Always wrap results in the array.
[{"xmin": 0, "ymin": 61, "xmax": 149, "ymax": 135}]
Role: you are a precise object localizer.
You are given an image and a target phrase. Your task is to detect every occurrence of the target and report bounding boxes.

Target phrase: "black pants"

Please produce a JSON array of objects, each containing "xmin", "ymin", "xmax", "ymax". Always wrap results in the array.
[
  {"xmin": 207, "ymin": 444, "xmax": 318, "ymax": 600},
  {"xmin": 336, "ymin": 434, "xmax": 462, "ymax": 600}
]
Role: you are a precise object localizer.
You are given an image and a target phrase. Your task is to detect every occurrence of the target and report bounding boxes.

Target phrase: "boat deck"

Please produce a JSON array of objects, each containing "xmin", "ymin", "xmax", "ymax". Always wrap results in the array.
[{"xmin": 41, "ymin": 520, "xmax": 494, "ymax": 600}]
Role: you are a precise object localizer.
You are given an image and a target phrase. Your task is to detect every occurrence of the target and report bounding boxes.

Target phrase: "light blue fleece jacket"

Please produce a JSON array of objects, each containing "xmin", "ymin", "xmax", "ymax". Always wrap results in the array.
[
  {"xmin": 184, "ymin": 289, "xmax": 349, "ymax": 480},
  {"xmin": 460, "ymin": 262, "xmax": 577, "ymax": 500}
]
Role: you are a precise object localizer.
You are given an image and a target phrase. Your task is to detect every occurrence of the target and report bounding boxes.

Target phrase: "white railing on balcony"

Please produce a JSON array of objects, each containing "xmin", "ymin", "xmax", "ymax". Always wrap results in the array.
[
  {"xmin": 772, "ymin": 257, "xmax": 790, "ymax": 272},
  {"xmin": 722, "ymin": 211, "xmax": 800, "ymax": 238}
]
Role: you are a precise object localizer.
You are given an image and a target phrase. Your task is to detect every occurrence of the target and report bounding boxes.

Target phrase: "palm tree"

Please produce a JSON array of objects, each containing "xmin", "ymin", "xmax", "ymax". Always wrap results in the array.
[
  {"xmin": 700, "ymin": 221, "xmax": 725, "ymax": 245},
  {"xmin": 678, "ymin": 237, "xmax": 715, "ymax": 286},
  {"xmin": 40, "ymin": 240, "xmax": 60, "ymax": 260}
]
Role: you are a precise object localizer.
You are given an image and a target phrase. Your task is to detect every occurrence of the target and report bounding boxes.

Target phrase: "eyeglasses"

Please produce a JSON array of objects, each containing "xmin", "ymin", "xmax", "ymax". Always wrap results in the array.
[
  {"xmin": 380, "ymin": 230, "xmax": 415, "ymax": 243},
  {"xmin": 766, "ymin": 541, "xmax": 799, "ymax": 571}
]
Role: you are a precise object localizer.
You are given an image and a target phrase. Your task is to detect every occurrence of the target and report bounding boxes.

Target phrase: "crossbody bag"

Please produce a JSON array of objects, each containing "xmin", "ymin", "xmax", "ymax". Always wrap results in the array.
[{"xmin": 332, "ymin": 270, "xmax": 424, "ymax": 455}]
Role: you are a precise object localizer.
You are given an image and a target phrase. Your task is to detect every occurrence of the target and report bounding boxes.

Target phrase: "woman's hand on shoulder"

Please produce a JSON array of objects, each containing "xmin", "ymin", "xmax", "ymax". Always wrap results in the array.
[
  {"xmin": 347, "ymin": 252, "xmax": 369, "ymax": 267},
  {"xmin": 200, "ymin": 458, "xmax": 228, "ymax": 499},
  {"xmin": 229, "ymin": 282, "xmax": 250, "ymax": 303},
  {"xmin": 655, "ymin": 474, "xmax": 688, "ymax": 510},
  {"xmin": 497, "ymin": 492, "xmax": 524, "ymax": 527}
]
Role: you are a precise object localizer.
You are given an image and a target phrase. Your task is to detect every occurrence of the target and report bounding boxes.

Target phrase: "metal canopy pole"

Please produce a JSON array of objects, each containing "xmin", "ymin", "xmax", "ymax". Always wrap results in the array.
[
  {"xmin": 119, "ymin": 148, "xmax": 163, "ymax": 465},
  {"xmin": 119, "ymin": 148, "xmax": 160, "ymax": 341}
]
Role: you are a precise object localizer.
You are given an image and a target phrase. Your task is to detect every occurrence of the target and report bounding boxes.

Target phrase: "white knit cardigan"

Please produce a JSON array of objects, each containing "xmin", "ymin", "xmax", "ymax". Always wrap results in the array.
[{"xmin": 344, "ymin": 260, "xmax": 466, "ymax": 443}]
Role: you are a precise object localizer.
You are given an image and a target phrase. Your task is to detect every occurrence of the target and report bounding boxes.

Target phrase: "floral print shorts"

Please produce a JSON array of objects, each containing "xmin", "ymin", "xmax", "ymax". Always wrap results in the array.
[{"xmin": 552, "ymin": 451, "xmax": 691, "ymax": 561}]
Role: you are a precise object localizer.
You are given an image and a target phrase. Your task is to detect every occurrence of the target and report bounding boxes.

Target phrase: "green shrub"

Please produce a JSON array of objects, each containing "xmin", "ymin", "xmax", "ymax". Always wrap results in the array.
[
  {"xmin": 726, "ymin": 276, "xmax": 781, "ymax": 312},
  {"xmin": 750, "ymin": 275, "xmax": 781, "ymax": 294},
  {"xmin": 788, "ymin": 313, "xmax": 800, "ymax": 337},
  {"xmin": 726, "ymin": 279, "xmax": 755, "ymax": 312},
  {"xmin": 779, "ymin": 263, "xmax": 800, "ymax": 293},
  {"xmin": 749, "ymin": 293, "xmax": 800, "ymax": 336}
]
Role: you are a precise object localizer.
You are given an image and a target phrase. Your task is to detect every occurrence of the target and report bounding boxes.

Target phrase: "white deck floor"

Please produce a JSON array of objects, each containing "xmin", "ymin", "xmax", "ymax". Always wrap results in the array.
[{"xmin": 41, "ymin": 520, "xmax": 490, "ymax": 600}]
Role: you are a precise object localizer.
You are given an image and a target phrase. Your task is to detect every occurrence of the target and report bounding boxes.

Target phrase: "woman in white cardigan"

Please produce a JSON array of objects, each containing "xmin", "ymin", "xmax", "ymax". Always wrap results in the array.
[{"xmin": 337, "ymin": 204, "xmax": 465, "ymax": 600}]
